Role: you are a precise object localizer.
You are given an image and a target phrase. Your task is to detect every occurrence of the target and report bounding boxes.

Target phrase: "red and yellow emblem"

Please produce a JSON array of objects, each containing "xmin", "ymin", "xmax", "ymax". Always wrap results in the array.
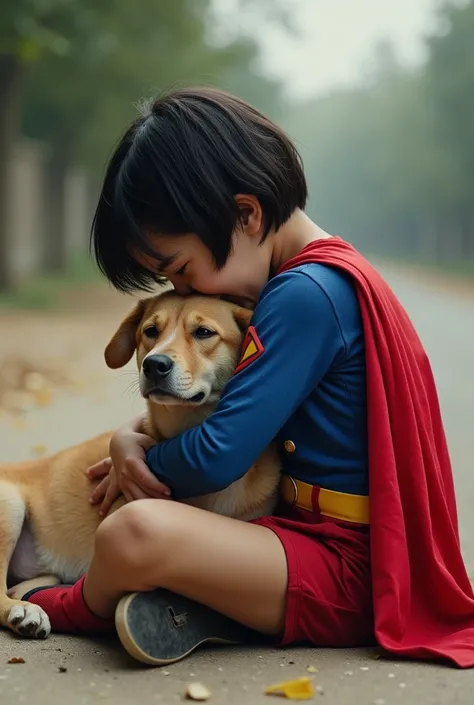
[{"xmin": 234, "ymin": 326, "xmax": 264, "ymax": 374}]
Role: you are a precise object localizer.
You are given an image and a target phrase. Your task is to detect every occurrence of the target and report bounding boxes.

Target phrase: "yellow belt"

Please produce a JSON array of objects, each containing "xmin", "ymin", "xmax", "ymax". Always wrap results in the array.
[{"xmin": 280, "ymin": 475, "xmax": 370, "ymax": 525}]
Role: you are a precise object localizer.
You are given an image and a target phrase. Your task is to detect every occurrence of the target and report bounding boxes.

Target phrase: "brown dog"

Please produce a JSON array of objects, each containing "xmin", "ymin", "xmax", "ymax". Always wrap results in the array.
[{"xmin": 0, "ymin": 292, "xmax": 280, "ymax": 639}]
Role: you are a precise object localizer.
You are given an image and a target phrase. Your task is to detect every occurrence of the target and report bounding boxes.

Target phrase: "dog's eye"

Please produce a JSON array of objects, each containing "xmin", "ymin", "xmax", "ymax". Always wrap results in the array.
[
  {"xmin": 144, "ymin": 325, "xmax": 159, "ymax": 339},
  {"xmin": 194, "ymin": 327, "xmax": 216, "ymax": 339}
]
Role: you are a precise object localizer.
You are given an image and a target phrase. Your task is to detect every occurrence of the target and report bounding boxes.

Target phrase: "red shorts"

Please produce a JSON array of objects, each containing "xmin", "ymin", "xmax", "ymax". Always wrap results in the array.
[{"xmin": 251, "ymin": 501, "xmax": 374, "ymax": 647}]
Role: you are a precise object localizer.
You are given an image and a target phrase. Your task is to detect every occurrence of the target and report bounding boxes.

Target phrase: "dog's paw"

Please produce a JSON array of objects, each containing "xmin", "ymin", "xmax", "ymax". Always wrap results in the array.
[{"xmin": 8, "ymin": 602, "xmax": 51, "ymax": 639}]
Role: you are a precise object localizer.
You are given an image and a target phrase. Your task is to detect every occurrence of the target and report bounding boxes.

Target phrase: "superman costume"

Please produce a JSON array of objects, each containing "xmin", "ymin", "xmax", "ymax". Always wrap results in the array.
[
  {"xmin": 145, "ymin": 236, "xmax": 474, "ymax": 667},
  {"xmin": 26, "ymin": 237, "xmax": 474, "ymax": 667}
]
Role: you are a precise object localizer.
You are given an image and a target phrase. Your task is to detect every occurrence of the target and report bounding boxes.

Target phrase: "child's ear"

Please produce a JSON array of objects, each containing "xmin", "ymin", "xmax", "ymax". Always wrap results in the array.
[
  {"xmin": 104, "ymin": 300, "xmax": 146, "ymax": 369},
  {"xmin": 234, "ymin": 194, "xmax": 263, "ymax": 237},
  {"xmin": 231, "ymin": 305, "xmax": 253, "ymax": 333}
]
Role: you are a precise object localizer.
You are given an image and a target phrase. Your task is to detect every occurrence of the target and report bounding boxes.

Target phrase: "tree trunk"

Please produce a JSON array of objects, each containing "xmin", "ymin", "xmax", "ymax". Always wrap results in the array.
[
  {"xmin": 42, "ymin": 133, "xmax": 77, "ymax": 271},
  {"xmin": 0, "ymin": 54, "xmax": 24, "ymax": 291}
]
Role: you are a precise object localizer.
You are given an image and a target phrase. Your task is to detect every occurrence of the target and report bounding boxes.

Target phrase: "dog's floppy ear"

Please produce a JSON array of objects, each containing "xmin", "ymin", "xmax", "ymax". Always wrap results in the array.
[
  {"xmin": 231, "ymin": 305, "xmax": 253, "ymax": 333},
  {"xmin": 104, "ymin": 300, "xmax": 146, "ymax": 369}
]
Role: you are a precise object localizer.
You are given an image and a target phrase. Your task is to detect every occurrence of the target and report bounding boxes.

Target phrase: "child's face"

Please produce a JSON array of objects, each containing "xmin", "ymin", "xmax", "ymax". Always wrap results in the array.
[
  {"xmin": 134, "ymin": 195, "xmax": 274, "ymax": 307},
  {"xmin": 135, "ymin": 228, "xmax": 273, "ymax": 308}
]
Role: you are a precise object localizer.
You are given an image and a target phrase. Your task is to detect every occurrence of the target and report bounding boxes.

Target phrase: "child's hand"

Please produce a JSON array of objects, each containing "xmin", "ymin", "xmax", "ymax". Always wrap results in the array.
[
  {"xmin": 87, "ymin": 416, "xmax": 172, "ymax": 517},
  {"xmin": 88, "ymin": 459, "xmax": 122, "ymax": 517}
]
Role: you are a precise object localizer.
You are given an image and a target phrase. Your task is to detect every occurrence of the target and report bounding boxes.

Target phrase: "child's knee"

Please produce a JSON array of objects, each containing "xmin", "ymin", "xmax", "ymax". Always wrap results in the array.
[{"xmin": 94, "ymin": 500, "xmax": 175, "ymax": 568}]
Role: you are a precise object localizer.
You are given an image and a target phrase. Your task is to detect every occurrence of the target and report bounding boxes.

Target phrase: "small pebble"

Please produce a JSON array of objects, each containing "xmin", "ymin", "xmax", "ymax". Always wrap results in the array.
[
  {"xmin": 344, "ymin": 670, "xmax": 354, "ymax": 676},
  {"xmin": 388, "ymin": 673, "xmax": 396, "ymax": 678},
  {"xmin": 162, "ymin": 670, "xmax": 170, "ymax": 676},
  {"xmin": 360, "ymin": 666, "xmax": 369, "ymax": 671},
  {"xmin": 316, "ymin": 685, "xmax": 325, "ymax": 694},
  {"xmin": 185, "ymin": 682, "xmax": 211, "ymax": 701}
]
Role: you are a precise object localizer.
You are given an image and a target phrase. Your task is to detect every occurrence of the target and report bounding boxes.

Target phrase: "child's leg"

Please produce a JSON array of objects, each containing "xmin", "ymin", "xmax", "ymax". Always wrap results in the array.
[
  {"xmin": 83, "ymin": 499, "xmax": 288, "ymax": 635},
  {"xmin": 24, "ymin": 498, "xmax": 372, "ymax": 664},
  {"xmin": 24, "ymin": 498, "xmax": 288, "ymax": 648}
]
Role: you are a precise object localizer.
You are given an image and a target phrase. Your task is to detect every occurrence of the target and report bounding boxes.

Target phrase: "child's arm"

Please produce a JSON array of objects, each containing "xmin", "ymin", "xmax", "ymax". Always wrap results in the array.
[{"xmin": 146, "ymin": 269, "xmax": 347, "ymax": 499}]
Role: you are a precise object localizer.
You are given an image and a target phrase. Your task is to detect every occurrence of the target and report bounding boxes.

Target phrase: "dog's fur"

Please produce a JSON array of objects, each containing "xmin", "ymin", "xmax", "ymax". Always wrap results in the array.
[{"xmin": 0, "ymin": 292, "xmax": 280, "ymax": 638}]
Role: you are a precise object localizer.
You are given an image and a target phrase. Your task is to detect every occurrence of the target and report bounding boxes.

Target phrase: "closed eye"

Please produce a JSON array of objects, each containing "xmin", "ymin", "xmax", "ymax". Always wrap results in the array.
[{"xmin": 174, "ymin": 263, "xmax": 188, "ymax": 276}]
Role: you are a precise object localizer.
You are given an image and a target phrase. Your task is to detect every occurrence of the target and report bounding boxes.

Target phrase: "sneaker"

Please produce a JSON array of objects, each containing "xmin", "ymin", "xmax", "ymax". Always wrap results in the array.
[{"xmin": 115, "ymin": 588, "xmax": 256, "ymax": 666}]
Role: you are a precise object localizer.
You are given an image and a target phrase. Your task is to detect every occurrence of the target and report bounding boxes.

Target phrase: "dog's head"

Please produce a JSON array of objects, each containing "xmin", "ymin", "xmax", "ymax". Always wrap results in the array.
[{"xmin": 104, "ymin": 292, "xmax": 252, "ymax": 407}]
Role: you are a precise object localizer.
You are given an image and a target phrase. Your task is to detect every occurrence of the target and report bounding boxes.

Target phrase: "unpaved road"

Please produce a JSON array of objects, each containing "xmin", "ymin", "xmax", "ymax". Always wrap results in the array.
[{"xmin": 0, "ymin": 268, "xmax": 473, "ymax": 704}]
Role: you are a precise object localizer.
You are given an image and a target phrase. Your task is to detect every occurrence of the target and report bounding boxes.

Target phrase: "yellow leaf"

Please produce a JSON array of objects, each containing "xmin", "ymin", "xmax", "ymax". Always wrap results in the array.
[
  {"xmin": 31, "ymin": 444, "xmax": 48, "ymax": 457},
  {"xmin": 264, "ymin": 677, "xmax": 314, "ymax": 700},
  {"xmin": 33, "ymin": 388, "xmax": 54, "ymax": 407},
  {"xmin": 306, "ymin": 666, "xmax": 318, "ymax": 673}
]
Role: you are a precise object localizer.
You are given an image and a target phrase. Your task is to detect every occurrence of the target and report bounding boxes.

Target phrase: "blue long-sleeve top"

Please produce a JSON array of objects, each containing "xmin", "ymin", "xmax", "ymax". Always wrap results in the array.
[{"xmin": 146, "ymin": 263, "xmax": 368, "ymax": 499}]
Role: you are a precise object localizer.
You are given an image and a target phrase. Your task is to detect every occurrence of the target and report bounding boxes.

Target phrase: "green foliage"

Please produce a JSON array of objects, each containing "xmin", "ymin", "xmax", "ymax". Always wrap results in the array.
[
  {"xmin": 0, "ymin": 251, "xmax": 101, "ymax": 310},
  {"xmin": 0, "ymin": 0, "xmax": 112, "ymax": 62},
  {"xmin": 18, "ymin": 0, "xmax": 283, "ymax": 171},
  {"xmin": 285, "ymin": 0, "xmax": 474, "ymax": 263}
]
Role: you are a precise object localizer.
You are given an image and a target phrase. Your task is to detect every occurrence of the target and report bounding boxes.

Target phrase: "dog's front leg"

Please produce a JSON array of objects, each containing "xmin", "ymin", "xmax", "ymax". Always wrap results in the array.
[{"xmin": 0, "ymin": 485, "xmax": 51, "ymax": 638}]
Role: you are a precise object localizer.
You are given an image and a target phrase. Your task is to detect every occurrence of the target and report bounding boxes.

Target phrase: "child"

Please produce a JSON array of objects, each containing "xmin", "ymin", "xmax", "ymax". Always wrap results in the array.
[{"xmin": 22, "ymin": 87, "xmax": 474, "ymax": 668}]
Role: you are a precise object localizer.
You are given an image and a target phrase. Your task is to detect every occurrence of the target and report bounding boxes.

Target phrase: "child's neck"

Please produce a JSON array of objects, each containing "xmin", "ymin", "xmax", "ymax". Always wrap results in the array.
[{"xmin": 270, "ymin": 210, "xmax": 332, "ymax": 275}]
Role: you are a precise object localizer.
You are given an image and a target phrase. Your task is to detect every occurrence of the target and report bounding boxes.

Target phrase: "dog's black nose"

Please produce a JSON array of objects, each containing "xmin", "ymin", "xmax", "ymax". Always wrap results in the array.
[{"xmin": 143, "ymin": 354, "xmax": 174, "ymax": 379}]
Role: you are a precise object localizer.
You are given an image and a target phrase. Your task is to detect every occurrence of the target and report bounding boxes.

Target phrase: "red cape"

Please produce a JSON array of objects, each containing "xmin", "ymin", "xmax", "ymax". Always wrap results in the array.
[{"xmin": 278, "ymin": 237, "xmax": 474, "ymax": 668}]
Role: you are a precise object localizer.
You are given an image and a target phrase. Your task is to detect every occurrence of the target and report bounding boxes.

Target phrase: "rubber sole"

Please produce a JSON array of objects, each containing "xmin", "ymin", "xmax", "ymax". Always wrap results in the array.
[{"xmin": 115, "ymin": 589, "xmax": 255, "ymax": 666}]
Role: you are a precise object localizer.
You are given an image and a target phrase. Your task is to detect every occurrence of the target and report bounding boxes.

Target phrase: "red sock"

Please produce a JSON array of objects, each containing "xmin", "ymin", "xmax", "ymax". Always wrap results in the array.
[{"xmin": 26, "ymin": 575, "xmax": 115, "ymax": 635}]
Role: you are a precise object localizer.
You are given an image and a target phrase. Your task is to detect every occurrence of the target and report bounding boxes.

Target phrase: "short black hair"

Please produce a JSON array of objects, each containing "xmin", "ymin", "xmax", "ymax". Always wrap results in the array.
[{"xmin": 91, "ymin": 86, "xmax": 307, "ymax": 293}]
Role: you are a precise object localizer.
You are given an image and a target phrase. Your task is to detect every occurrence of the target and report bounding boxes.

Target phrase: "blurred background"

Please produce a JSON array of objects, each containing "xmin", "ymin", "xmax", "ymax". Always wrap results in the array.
[
  {"xmin": 1, "ymin": 0, "xmax": 474, "ymax": 300},
  {"xmin": 1, "ymin": 0, "xmax": 473, "ymax": 689},
  {"xmin": 0, "ymin": 0, "xmax": 473, "ymax": 455}
]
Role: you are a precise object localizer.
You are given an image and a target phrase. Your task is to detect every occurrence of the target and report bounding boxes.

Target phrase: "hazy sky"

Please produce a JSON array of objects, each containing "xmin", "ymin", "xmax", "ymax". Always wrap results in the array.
[{"xmin": 212, "ymin": 0, "xmax": 452, "ymax": 98}]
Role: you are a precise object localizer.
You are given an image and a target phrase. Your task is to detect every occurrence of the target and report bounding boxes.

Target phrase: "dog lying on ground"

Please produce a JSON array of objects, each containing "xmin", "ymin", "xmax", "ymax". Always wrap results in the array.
[{"xmin": 0, "ymin": 292, "xmax": 280, "ymax": 639}]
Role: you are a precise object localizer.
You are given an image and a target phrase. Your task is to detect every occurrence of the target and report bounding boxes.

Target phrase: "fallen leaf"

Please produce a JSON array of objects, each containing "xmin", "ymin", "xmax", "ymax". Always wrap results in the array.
[
  {"xmin": 33, "ymin": 387, "xmax": 54, "ymax": 407},
  {"xmin": 264, "ymin": 677, "xmax": 314, "ymax": 700},
  {"xmin": 31, "ymin": 444, "xmax": 48, "ymax": 457},
  {"xmin": 186, "ymin": 682, "xmax": 211, "ymax": 701},
  {"xmin": 8, "ymin": 657, "xmax": 25, "ymax": 664},
  {"xmin": 306, "ymin": 665, "xmax": 318, "ymax": 674}
]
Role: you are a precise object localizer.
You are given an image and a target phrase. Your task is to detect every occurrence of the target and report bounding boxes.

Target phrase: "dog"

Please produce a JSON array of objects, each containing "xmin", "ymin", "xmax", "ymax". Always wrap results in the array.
[{"xmin": 0, "ymin": 291, "xmax": 281, "ymax": 639}]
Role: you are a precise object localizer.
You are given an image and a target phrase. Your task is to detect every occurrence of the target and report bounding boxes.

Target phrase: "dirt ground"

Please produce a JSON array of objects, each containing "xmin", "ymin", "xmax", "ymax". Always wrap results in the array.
[{"xmin": 0, "ymin": 269, "xmax": 473, "ymax": 704}]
